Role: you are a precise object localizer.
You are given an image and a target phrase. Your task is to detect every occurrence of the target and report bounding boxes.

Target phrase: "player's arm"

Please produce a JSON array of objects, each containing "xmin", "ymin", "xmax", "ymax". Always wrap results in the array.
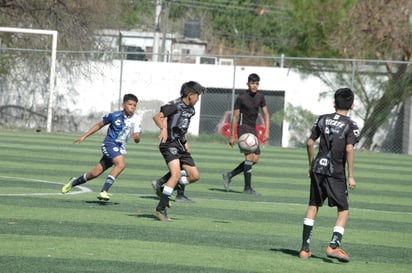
[
  {"xmin": 306, "ymin": 138, "xmax": 315, "ymax": 175},
  {"xmin": 74, "ymin": 120, "xmax": 105, "ymax": 144},
  {"xmin": 131, "ymin": 132, "xmax": 140, "ymax": 143},
  {"xmin": 262, "ymin": 105, "xmax": 270, "ymax": 143},
  {"xmin": 131, "ymin": 116, "xmax": 142, "ymax": 144},
  {"xmin": 346, "ymin": 143, "xmax": 356, "ymax": 190},
  {"xmin": 153, "ymin": 111, "xmax": 168, "ymax": 143},
  {"xmin": 229, "ymin": 109, "xmax": 240, "ymax": 146}
]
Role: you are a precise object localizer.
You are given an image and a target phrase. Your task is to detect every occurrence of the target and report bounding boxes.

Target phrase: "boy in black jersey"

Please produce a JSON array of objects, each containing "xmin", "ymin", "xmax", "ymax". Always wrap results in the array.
[
  {"xmin": 152, "ymin": 81, "xmax": 206, "ymax": 221},
  {"xmin": 222, "ymin": 73, "xmax": 270, "ymax": 194},
  {"xmin": 299, "ymin": 88, "xmax": 360, "ymax": 262}
]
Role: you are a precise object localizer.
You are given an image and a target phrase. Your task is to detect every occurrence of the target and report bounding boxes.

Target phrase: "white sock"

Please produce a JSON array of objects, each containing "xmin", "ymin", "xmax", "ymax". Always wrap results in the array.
[
  {"xmin": 179, "ymin": 176, "xmax": 189, "ymax": 185},
  {"xmin": 333, "ymin": 226, "xmax": 344, "ymax": 235},
  {"xmin": 162, "ymin": 186, "xmax": 174, "ymax": 196},
  {"xmin": 304, "ymin": 218, "xmax": 315, "ymax": 226}
]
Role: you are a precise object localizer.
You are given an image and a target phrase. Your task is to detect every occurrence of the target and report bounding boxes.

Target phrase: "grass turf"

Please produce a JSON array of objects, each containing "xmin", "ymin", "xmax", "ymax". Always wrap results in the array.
[{"xmin": 0, "ymin": 130, "xmax": 411, "ymax": 273}]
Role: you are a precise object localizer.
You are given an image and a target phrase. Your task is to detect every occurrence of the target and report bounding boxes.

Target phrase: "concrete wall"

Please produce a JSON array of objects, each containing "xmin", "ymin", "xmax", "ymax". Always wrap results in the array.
[{"xmin": 58, "ymin": 60, "xmax": 338, "ymax": 147}]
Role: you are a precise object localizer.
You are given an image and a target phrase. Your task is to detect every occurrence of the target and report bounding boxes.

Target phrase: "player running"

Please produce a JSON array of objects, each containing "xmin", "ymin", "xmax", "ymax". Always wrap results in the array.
[{"xmin": 61, "ymin": 93, "xmax": 141, "ymax": 201}]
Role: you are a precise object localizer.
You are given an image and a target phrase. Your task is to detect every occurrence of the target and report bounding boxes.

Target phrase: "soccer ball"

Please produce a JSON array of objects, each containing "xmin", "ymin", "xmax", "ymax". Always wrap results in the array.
[{"xmin": 237, "ymin": 133, "xmax": 259, "ymax": 152}]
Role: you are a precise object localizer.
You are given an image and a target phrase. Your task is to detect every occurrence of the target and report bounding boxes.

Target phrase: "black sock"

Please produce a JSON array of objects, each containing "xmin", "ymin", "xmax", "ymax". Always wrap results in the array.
[
  {"xmin": 156, "ymin": 193, "xmax": 170, "ymax": 211},
  {"xmin": 230, "ymin": 161, "xmax": 245, "ymax": 178},
  {"xmin": 176, "ymin": 184, "xmax": 185, "ymax": 196},
  {"xmin": 243, "ymin": 160, "xmax": 253, "ymax": 190},
  {"xmin": 101, "ymin": 175, "xmax": 115, "ymax": 192},
  {"xmin": 71, "ymin": 174, "xmax": 87, "ymax": 187},
  {"xmin": 158, "ymin": 172, "xmax": 171, "ymax": 185},
  {"xmin": 301, "ymin": 224, "xmax": 313, "ymax": 251},
  {"xmin": 329, "ymin": 232, "xmax": 343, "ymax": 249}
]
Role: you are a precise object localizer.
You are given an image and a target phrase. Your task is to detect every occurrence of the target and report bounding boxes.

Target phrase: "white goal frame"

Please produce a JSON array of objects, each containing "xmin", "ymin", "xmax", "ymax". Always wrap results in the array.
[{"xmin": 0, "ymin": 27, "xmax": 58, "ymax": 133}]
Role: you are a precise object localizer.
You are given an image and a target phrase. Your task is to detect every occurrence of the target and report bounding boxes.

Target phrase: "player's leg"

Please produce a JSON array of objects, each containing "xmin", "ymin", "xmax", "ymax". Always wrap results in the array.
[
  {"xmin": 300, "ymin": 172, "xmax": 323, "ymax": 259},
  {"xmin": 61, "ymin": 159, "xmax": 106, "ymax": 194},
  {"xmin": 151, "ymin": 172, "xmax": 171, "ymax": 196},
  {"xmin": 176, "ymin": 164, "xmax": 199, "ymax": 202},
  {"xmin": 300, "ymin": 205, "xmax": 318, "ymax": 259},
  {"xmin": 243, "ymin": 150, "xmax": 260, "ymax": 194},
  {"xmin": 222, "ymin": 161, "xmax": 245, "ymax": 191},
  {"xmin": 154, "ymin": 159, "xmax": 180, "ymax": 221},
  {"xmin": 101, "ymin": 155, "xmax": 125, "ymax": 191},
  {"xmin": 325, "ymin": 176, "xmax": 351, "ymax": 262}
]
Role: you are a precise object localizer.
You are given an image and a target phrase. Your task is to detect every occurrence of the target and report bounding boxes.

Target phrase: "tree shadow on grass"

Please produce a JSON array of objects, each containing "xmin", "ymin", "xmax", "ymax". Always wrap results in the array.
[{"xmin": 270, "ymin": 248, "xmax": 334, "ymax": 263}]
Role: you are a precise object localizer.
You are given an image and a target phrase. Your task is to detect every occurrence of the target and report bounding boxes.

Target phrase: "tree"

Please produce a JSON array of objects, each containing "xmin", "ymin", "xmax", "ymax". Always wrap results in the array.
[
  {"xmin": 335, "ymin": 0, "xmax": 412, "ymax": 151},
  {"xmin": 0, "ymin": 0, "xmax": 125, "ymax": 130},
  {"xmin": 282, "ymin": 0, "xmax": 412, "ymax": 151}
]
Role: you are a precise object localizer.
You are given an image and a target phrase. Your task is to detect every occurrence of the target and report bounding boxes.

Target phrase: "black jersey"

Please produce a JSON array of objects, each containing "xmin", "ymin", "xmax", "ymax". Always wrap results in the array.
[
  {"xmin": 310, "ymin": 113, "xmax": 360, "ymax": 178},
  {"xmin": 234, "ymin": 90, "xmax": 267, "ymax": 136},
  {"xmin": 160, "ymin": 97, "xmax": 195, "ymax": 144}
]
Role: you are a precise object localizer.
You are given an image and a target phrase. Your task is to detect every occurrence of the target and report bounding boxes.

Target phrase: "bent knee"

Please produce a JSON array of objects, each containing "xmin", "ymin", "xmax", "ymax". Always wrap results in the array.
[{"xmin": 189, "ymin": 173, "xmax": 200, "ymax": 183}]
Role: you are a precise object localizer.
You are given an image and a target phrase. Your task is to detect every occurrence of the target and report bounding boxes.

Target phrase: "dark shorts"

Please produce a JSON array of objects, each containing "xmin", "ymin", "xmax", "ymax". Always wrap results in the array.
[
  {"xmin": 100, "ymin": 142, "xmax": 124, "ymax": 169},
  {"xmin": 159, "ymin": 140, "xmax": 195, "ymax": 167},
  {"xmin": 308, "ymin": 172, "xmax": 349, "ymax": 210},
  {"xmin": 240, "ymin": 145, "xmax": 261, "ymax": 155}
]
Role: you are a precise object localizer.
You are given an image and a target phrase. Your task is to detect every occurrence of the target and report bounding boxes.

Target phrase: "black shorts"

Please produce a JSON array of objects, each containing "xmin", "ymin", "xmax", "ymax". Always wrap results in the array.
[
  {"xmin": 240, "ymin": 145, "xmax": 261, "ymax": 155},
  {"xmin": 159, "ymin": 140, "xmax": 195, "ymax": 167},
  {"xmin": 308, "ymin": 172, "xmax": 349, "ymax": 210}
]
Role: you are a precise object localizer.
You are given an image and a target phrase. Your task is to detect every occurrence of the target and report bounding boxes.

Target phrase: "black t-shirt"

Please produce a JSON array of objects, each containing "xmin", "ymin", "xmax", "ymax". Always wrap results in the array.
[
  {"xmin": 310, "ymin": 113, "xmax": 360, "ymax": 178},
  {"xmin": 160, "ymin": 97, "xmax": 195, "ymax": 143},
  {"xmin": 234, "ymin": 90, "xmax": 267, "ymax": 136}
]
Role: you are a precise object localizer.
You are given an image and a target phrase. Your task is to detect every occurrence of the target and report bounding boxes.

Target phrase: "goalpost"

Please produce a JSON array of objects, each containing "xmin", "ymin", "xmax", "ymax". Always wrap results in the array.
[{"xmin": 0, "ymin": 27, "xmax": 58, "ymax": 133}]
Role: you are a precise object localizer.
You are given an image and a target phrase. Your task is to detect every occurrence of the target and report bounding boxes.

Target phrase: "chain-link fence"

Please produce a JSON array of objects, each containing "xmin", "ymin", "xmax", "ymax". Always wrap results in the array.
[{"xmin": 1, "ymin": 48, "xmax": 411, "ymax": 154}]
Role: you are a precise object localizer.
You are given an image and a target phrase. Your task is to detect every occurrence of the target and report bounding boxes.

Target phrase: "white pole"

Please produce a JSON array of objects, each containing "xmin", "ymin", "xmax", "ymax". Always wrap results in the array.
[
  {"xmin": 0, "ymin": 27, "xmax": 58, "ymax": 133},
  {"xmin": 46, "ymin": 31, "xmax": 58, "ymax": 133},
  {"xmin": 152, "ymin": 0, "xmax": 162, "ymax": 62}
]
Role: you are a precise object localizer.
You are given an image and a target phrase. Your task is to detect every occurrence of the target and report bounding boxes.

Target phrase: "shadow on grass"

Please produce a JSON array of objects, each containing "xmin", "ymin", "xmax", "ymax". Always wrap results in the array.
[
  {"xmin": 139, "ymin": 195, "xmax": 160, "ymax": 201},
  {"xmin": 85, "ymin": 200, "xmax": 120, "ymax": 205},
  {"xmin": 270, "ymin": 248, "xmax": 334, "ymax": 263},
  {"xmin": 208, "ymin": 187, "xmax": 243, "ymax": 194},
  {"xmin": 127, "ymin": 211, "xmax": 183, "ymax": 222}
]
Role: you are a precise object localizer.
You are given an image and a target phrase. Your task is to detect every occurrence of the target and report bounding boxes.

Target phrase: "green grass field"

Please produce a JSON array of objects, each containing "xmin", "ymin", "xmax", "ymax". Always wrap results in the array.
[{"xmin": 0, "ymin": 130, "xmax": 411, "ymax": 273}]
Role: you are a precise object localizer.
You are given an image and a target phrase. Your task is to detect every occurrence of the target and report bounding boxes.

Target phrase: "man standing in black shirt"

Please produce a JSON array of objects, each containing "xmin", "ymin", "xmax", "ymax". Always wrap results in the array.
[
  {"xmin": 299, "ymin": 88, "xmax": 360, "ymax": 262},
  {"xmin": 222, "ymin": 73, "xmax": 270, "ymax": 194}
]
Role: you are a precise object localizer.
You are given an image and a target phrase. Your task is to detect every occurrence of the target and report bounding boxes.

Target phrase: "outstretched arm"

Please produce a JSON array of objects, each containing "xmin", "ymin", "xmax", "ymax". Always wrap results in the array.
[{"xmin": 73, "ymin": 120, "xmax": 105, "ymax": 144}]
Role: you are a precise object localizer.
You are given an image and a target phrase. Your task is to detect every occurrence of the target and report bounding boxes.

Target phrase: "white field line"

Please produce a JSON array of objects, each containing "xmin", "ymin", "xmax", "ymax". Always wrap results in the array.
[
  {"xmin": 0, "ymin": 175, "xmax": 92, "ymax": 196},
  {"xmin": 1, "ymin": 176, "xmax": 411, "ymax": 216}
]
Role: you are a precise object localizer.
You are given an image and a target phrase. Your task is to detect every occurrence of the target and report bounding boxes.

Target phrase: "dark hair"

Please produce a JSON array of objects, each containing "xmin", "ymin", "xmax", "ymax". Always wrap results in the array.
[
  {"xmin": 248, "ymin": 73, "xmax": 260, "ymax": 83},
  {"xmin": 123, "ymin": 93, "xmax": 138, "ymax": 103},
  {"xmin": 334, "ymin": 88, "xmax": 354, "ymax": 110},
  {"xmin": 180, "ymin": 81, "xmax": 206, "ymax": 97}
]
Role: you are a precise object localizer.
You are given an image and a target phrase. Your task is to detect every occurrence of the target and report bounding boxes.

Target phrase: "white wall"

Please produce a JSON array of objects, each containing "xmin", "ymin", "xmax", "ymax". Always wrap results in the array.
[{"xmin": 58, "ymin": 60, "xmax": 340, "ymax": 147}]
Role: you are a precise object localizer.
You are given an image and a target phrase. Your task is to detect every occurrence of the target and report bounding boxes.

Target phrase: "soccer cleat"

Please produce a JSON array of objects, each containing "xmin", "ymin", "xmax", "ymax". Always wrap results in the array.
[
  {"xmin": 153, "ymin": 209, "xmax": 171, "ymax": 221},
  {"xmin": 61, "ymin": 177, "xmax": 76, "ymax": 194},
  {"xmin": 326, "ymin": 246, "xmax": 350, "ymax": 262},
  {"xmin": 175, "ymin": 195, "xmax": 193, "ymax": 203},
  {"xmin": 243, "ymin": 188, "xmax": 261, "ymax": 195},
  {"xmin": 151, "ymin": 180, "xmax": 162, "ymax": 197},
  {"xmin": 97, "ymin": 191, "xmax": 111, "ymax": 201},
  {"xmin": 222, "ymin": 172, "xmax": 231, "ymax": 191},
  {"xmin": 299, "ymin": 249, "xmax": 312, "ymax": 259}
]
